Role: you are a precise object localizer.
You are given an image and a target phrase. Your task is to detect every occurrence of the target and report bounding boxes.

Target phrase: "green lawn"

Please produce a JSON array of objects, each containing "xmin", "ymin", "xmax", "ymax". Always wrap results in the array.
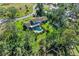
[
  {"xmin": 0, "ymin": 3, "xmax": 34, "ymax": 18},
  {"xmin": 44, "ymin": 5, "xmax": 49, "ymax": 11},
  {"xmin": 15, "ymin": 16, "xmax": 33, "ymax": 30}
]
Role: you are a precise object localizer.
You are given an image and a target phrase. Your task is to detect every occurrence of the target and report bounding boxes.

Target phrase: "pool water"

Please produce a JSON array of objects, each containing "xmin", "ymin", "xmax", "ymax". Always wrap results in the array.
[
  {"xmin": 31, "ymin": 21, "xmax": 43, "ymax": 33},
  {"xmin": 33, "ymin": 26, "xmax": 43, "ymax": 33},
  {"xmin": 33, "ymin": 26, "xmax": 42, "ymax": 31}
]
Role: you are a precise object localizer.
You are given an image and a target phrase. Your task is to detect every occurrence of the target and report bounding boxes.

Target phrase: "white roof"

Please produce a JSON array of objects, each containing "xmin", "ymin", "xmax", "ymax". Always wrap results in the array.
[{"xmin": 30, "ymin": 23, "xmax": 40, "ymax": 28}]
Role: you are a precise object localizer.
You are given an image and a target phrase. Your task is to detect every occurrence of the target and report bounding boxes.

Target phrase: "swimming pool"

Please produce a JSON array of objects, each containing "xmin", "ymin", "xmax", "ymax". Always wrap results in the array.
[{"xmin": 33, "ymin": 26, "xmax": 43, "ymax": 33}]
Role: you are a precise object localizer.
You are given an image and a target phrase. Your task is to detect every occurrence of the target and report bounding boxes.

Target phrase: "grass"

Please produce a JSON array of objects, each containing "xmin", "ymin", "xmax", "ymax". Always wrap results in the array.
[
  {"xmin": 73, "ymin": 46, "xmax": 79, "ymax": 56},
  {"xmin": 15, "ymin": 16, "xmax": 33, "ymax": 30},
  {"xmin": 44, "ymin": 5, "xmax": 49, "ymax": 11},
  {"xmin": 15, "ymin": 20, "xmax": 23, "ymax": 30},
  {"xmin": 0, "ymin": 4, "xmax": 34, "ymax": 9},
  {"xmin": 0, "ymin": 3, "xmax": 34, "ymax": 18},
  {"xmin": 42, "ymin": 22, "xmax": 54, "ymax": 33}
]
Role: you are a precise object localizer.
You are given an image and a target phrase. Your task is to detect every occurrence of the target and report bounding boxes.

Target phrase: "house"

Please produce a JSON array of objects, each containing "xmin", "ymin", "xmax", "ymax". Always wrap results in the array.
[
  {"xmin": 49, "ymin": 3, "xmax": 59, "ymax": 10},
  {"xmin": 32, "ymin": 17, "xmax": 47, "ymax": 23},
  {"xmin": 23, "ymin": 17, "xmax": 47, "ymax": 33},
  {"xmin": 65, "ymin": 11, "xmax": 77, "ymax": 21}
]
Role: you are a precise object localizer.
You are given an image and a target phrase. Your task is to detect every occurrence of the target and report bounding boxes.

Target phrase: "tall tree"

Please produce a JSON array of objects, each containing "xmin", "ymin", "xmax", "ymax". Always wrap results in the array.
[
  {"xmin": 7, "ymin": 7, "xmax": 17, "ymax": 19},
  {"xmin": 36, "ymin": 3, "xmax": 44, "ymax": 17}
]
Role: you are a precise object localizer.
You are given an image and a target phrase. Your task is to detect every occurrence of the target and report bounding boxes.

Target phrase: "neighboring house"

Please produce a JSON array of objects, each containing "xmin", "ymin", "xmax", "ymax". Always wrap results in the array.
[
  {"xmin": 65, "ymin": 11, "xmax": 77, "ymax": 21},
  {"xmin": 49, "ymin": 3, "xmax": 59, "ymax": 10},
  {"xmin": 23, "ymin": 17, "xmax": 47, "ymax": 33}
]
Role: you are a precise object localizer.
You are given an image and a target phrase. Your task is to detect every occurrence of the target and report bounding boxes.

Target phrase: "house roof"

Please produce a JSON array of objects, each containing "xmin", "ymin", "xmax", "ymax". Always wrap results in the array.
[
  {"xmin": 24, "ymin": 17, "xmax": 47, "ymax": 28},
  {"xmin": 32, "ymin": 17, "xmax": 47, "ymax": 22}
]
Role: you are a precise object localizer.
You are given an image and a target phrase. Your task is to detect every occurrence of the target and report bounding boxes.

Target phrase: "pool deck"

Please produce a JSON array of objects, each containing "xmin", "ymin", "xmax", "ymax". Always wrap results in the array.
[{"xmin": 33, "ymin": 29, "xmax": 43, "ymax": 33}]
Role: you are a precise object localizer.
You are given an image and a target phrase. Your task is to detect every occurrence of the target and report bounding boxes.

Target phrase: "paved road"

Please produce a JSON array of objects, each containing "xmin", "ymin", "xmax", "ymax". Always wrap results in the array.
[{"xmin": 0, "ymin": 4, "xmax": 36, "ymax": 24}]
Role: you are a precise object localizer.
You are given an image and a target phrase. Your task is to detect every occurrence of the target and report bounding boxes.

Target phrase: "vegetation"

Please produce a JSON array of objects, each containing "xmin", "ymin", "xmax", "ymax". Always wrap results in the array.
[
  {"xmin": 0, "ymin": 3, "xmax": 34, "ymax": 18},
  {"xmin": 0, "ymin": 3, "xmax": 79, "ymax": 56}
]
